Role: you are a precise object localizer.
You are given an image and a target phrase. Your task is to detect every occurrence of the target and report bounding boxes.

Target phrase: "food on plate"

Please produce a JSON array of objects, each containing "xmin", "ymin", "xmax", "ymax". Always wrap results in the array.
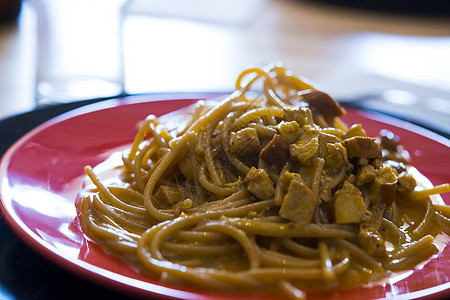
[{"xmin": 78, "ymin": 63, "xmax": 450, "ymax": 299}]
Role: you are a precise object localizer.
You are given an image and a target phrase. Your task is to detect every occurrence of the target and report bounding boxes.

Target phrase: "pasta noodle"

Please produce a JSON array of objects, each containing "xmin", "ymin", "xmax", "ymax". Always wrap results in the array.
[{"xmin": 77, "ymin": 63, "xmax": 450, "ymax": 299}]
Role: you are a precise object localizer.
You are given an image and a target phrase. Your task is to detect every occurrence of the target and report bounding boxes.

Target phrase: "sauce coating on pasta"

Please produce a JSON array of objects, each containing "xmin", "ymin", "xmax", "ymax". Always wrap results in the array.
[{"xmin": 78, "ymin": 64, "xmax": 450, "ymax": 299}]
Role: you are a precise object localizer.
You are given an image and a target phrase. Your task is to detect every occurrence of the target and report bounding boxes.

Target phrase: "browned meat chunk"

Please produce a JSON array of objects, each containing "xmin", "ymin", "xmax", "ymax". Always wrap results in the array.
[
  {"xmin": 369, "ymin": 167, "xmax": 397, "ymax": 206},
  {"xmin": 342, "ymin": 136, "xmax": 381, "ymax": 159},
  {"xmin": 318, "ymin": 131, "xmax": 340, "ymax": 158},
  {"xmin": 283, "ymin": 107, "xmax": 313, "ymax": 127},
  {"xmin": 356, "ymin": 164, "xmax": 376, "ymax": 186},
  {"xmin": 290, "ymin": 138, "xmax": 319, "ymax": 166},
  {"xmin": 259, "ymin": 134, "xmax": 291, "ymax": 168},
  {"xmin": 329, "ymin": 181, "xmax": 368, "ymax": 224},
  {"xmin": 343, "ymin": 123, "xmax": 367, "ymax": 139},
  {"xmin": 324, "ymin": 142, "xmax": 348, "ymax": 172},
  {"xmin": 230, "ymin": 127, "xmax": 261, "ymax": 157},
  {"xmin": 299, "ymin": 91, "xmax": 346, "ymax": 118},
  {"xmin": 243, "ymin": 167, "xmax": 275, "ymax": 200},
  {"xmin": 379, "ymin": 129, "xmax": 400, "ymax": 152},
  {"xmin": 277, "ymin": 120, "xmax": 301, "ymax": 143},
  {"xmin": 279, "ymin": 177, "xmax": 316, "ymax": 225}
]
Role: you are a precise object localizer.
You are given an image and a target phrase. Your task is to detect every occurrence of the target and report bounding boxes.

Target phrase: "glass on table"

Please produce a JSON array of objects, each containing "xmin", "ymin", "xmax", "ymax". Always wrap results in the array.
[{"xmin": 30, "ymin": 0, "xmax": 128, "ymax": 106}]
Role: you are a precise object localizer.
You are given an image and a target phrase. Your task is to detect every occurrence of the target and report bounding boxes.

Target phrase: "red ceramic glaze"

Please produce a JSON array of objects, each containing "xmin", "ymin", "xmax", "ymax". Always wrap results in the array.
[{"xmin": 1, "ymin": 96, "xmax": 449, "ymax": 300}]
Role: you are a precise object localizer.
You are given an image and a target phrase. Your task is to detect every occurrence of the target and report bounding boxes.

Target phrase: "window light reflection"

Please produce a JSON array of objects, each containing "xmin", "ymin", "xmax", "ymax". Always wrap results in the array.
[
  {"xmin": 123, "ymin": 16, "xmax": 247, "ymax": 94},
  {"xmin": 353, "ymin": 34, "xmax": 450, "ymax": 92}
]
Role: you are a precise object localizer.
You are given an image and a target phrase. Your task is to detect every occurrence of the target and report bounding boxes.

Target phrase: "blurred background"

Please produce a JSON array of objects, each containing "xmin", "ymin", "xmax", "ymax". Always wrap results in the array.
[
  {"xmin": 0, "ymin": 1, "xmax": 450, "ymax": 299},
  {"xmin": 0, "ymin": 0, "xmax": 449, "ymax": 120}
]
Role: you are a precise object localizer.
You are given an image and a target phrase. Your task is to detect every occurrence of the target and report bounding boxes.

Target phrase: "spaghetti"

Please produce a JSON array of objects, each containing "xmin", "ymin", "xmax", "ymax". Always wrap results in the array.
[{"xmin": 78, "ymin": 63, "xmax": 450, "ymax": 299}]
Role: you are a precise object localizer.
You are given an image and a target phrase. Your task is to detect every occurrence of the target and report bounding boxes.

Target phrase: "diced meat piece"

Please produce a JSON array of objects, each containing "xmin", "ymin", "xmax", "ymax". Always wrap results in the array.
[
  {"xmin": 358, "ymin": 228, "xmax": 387, "ymax": 257},
  {"xmin": 153, "ymin": 185, "xmax": 185, "ymax": 206},
  {"xmin": 277, "ymin": 121, "xmax": 301, "ymax": 143},
  {"xmin": 283, "ymin": 107, "xmax": 313, "ymax": 127},
  {"xmin": 259, "ymin": 134, "xmax": 291, "ymax": 168},
  {"xmin": 329, "ymin": 181, "xmax": 368, "ymax": 224},
  {"xmin": 369, "ymin": 167, "xmax": 397, "ymax": 206},
  {"xmin": 230, "ymin": 127, "xmax": 261, "ymax": 157},
  {"xmin": 324, "ymin": 142, "xmax": 348, "ymax": 172},
  {"xmin": 279, "ymin": 170, "xmax": 304, "ymax": 186},
  {"xmin": 343, "ymin": 124, "xmax": 367, "ymax": 139},
  {"xmin": 248, "ymin": 123, "xmax": 277, "ymax": 146},
  {"xmin": 356, "ymin": 164, "xmax": 376, "ymax": 186},
  {"xmin": 342, "ymin": 136, "xmax": 381, "ymax": 159},
  {"xmin": 318, "ymin": 131, "xmax": 340, "ymax": 158},
  {"xmin": 289, "ymin": 137, "xmax": 319, "ymax": 166},
  {"xmin": 299, "ymin": 91, "xmax": 346, "ymax": 118},
  {"xmin": 295, "ymin": 125, "xmax": 319, "ymax": 144},
  {"xmin": 279, "ymin": 178, "xmax": 316, "ymax": 226},
  {"xmin": 396, "ymin": 172, "xmax": 417, "ymax": 195},
  {"xmin": 379, "ymin": 129, "xmax": 400, "ymax": 152},
  {"xmin": 243, "ymin": 167, "xmax": 275, "ymax": 200}
]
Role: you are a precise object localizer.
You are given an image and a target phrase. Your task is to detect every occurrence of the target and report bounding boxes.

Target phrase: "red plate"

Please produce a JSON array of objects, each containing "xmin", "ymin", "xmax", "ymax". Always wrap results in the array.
[{"xmin": 0, "ymin": 96, "xmax": 449, "ymax": 299}]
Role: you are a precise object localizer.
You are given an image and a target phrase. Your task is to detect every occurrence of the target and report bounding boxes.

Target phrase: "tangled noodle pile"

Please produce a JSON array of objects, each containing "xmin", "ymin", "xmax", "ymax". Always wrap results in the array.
[{"xmin": 79, "ymin": 63, "xmax": 450, "ymax": 299}]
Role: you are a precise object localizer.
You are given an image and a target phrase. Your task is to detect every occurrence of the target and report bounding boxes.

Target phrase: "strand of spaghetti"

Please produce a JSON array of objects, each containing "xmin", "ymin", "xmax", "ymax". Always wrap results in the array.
[
  {"xmin": 188, "ymin": 189, "xmax": 251, "ymax": 213},
  {"xmin": 229, "ymin": 219, "xmax": 357, "ymax": 239},
  {"xmin": 274, "ymin": 176, "xmax": 286, "ymax": 206},
  {"xmin": 408, "ymin": 184, "xmax": 450, "ymax": 201},
  {"xmin": 90, "ymin": 195, "xmax": 151, "ymax": 234},
  {"xmin": 242, "ymin": 255, "xmax": 350, "ymax": 280},
  {"xmin": 175, "ymin": 100, "xmax": 208, "ymax": 136},
  {"xmin": 84, "ymin": 166, "xmax": 148, "ymax": 215},
  {"xmin": 197, "ymin": 222, "xmax": 261, "ymax": 269},
  {"xmin": 138, "ymin": 222, "xmax": 262, "ymax": 290},
  {"xmin": 287, "ymin": 74, "xmax": 317, "ymax": 92},
  {"xmin": 435, "ymin": 211, "xmax": 450, "ymax": 235},
  {"xmin": 161, "ymin": 241, "xmax": 242, "ymax": 256},
  {"xmin": 198, "ymin": 165, "xmax": 235, "ymax": 196},
  {"xmin": 235, "ymin": 67, "xmax": 270, "ymax": 91},
  {"xmin": 380, "ymin": 218, "xmax": 406, "ymax": 245},
  {"xmin": 311, "ymin": 158, "xmax": 325, "ymax": 201},
  {"xmin": 144, "ymin": 93, "xmax": 240, "ymax": 221},
  {"xmin": 264, "ymin": 82, "xmax": 289, "ymax": 109},
  {"xmin": 411, "ymin": 199, "xmax": 435, "ymax": 238},
  {"xmin": 332, "ymin": 239, "xmax": 382, "ymax": 272},
  {"xmin": 129, "ymin": 141, "xmax": 155, "ymax": 192},
  {"xmin": 385, "ymin": 235, "xmax": 438, "ymax": 271},
  {"xmin": 389, "ymin": 235, "xmax": 437, "ymax": 261},
  {"xmin": 278, "ymin": 280, "xmax": 306, "ymax": 300},
  {"xmin": 231, "ymin": 107, "xmax": 284, "ymax": 131},
  {"xmin": 204, "ymin": 122, "xmax": 224, "ymax": 186},
  {"xmin": 174, "ymin": 230, "xmax": 229, "ymax": 242},
  {"xmin": 128, "ymin": 116, "xmax": 153, "ymax": 161},
  {"xmin": 186, "ymin": 133, "xmax": 207, "ymax": 206},
  {"xmin": 433, "ymin": 204, "xmax": 450, "ymax": 218},
  {"xmin": 139, "ymin": 139, "xmax": 159, "ymax": 170},
  {"xmin": 220, "ymin": 113, "xmax": 251, "ymax": 174},
  {"xmin": 80, "ymin": 210, "xmax": 139, "ymax": 253},
  {"xmin": 148, "ymin": 120, "xmax": 168, "ymax": 148},
  {"xmin": 318, "ymin": 241, "xmax": 334, "ymax": 280},
  {"xmin": 279, "ymin": 238, "xmax": 319, "ymax": 258},
  {"xmin": 107, "ymin": 186, "xmax": 144, "ymax": 205},
  {"xmin": 84, "ymin": 197, "xmax": 143, "ymax": 241},
  {"xmin": 150, "ymin": 201, "xmax": 274, "ymax": 260},
  {"xmin": 258, "ymin": 248, "xmax": 321, "ymax": 268}
]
